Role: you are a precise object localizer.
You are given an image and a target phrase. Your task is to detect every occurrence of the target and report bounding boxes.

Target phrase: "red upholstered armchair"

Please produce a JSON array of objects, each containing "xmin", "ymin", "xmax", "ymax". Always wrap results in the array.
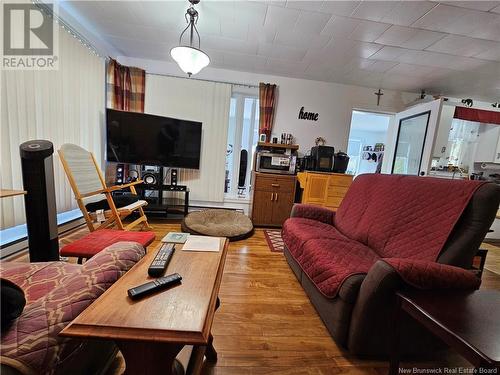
[
  {"xmin": 0, "ymin": 242, "xmax": 145, "ymax": 375},
  {"xmin": 282, "ymin": 174, "xmax": 500, "ymax": 357}
]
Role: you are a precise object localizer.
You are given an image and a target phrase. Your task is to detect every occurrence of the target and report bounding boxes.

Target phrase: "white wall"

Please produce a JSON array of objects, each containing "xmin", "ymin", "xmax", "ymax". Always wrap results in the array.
[{"xmin": 118, "ymin": 57, "xmax": 418, "ymax": 156}]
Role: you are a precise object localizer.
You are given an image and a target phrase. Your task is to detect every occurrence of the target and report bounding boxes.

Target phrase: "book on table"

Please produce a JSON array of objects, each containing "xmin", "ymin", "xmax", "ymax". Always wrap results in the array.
[
  {"xmin": 161, "ymin": 232, "xmax": 189, "ymax": 244},
  {"xmin": 182, "ymin": 235, "xmax": 221, "ymax": 252}
]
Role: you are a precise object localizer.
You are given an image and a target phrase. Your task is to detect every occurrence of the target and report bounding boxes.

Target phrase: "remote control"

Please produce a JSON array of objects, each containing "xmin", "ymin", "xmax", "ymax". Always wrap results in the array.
[
  {"xmin": 127, "ymin": 273, "xmax": 182, "ymax": 300},
  {"xmin": 148, "ymin": 243, "xmax": 175, "ymax": 277}
]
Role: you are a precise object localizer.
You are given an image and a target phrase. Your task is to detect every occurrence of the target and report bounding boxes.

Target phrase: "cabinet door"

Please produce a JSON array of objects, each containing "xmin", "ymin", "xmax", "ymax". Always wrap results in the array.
[
  {"xmin": 272, "ymin": 191, "xmax": 295, "ymax": 226},
  {"xmin": 303, "ymin": 175, "xmax": 328, "ymax": 204},
  {"xmin": 252, "ymin": 190, "xmax": 275, "ymax": 225},
  {"xmin": 475, "ymin": 125, "xmax": 500, "ymax": 162}
]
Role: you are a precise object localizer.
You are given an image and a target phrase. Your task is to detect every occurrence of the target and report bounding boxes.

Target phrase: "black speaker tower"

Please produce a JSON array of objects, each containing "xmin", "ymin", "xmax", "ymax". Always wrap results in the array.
[
  {"xmin": 20, "ymin": 140, "xmax": 59, "ymax": 262},
  {"xmin": 171, "ymin": 169, "xmax": 178, "ymax": 186}
]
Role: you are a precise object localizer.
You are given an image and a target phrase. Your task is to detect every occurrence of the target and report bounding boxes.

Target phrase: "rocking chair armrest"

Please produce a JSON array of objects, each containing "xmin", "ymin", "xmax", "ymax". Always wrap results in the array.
[
  {"xmin": 106, "ymin": 180, "xmax": 144, "ymax": 193},
  {"xmin": 79, "ymin": 188, "xmax": 109, "ymax": 198}
]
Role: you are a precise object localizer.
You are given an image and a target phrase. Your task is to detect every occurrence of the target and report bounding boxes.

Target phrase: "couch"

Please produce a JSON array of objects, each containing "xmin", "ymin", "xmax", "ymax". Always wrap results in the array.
[
  {"xmin": 282, "ymin": 174, "xmax": 500, "ymax": 357},
  {"xmin": 0, "ymin": 241, "xmax": 145, "ymax": 375}
]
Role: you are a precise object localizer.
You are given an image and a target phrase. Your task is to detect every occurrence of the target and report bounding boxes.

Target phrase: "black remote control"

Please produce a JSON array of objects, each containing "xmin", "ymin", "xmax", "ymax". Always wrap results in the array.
[
  {"xmin": 127, "ymin": 273, "xmax": 182, "ymax": 300},
  {"xmin": 148, "ymin": 243, "xmax": 175, "ymax": 277}
]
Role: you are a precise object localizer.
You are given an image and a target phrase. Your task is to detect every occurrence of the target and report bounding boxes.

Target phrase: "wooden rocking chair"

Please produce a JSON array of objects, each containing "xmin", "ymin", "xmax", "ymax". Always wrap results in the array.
[{"xmin": 58, "ymin": 143, "xmax": 152, "ymax": 232}]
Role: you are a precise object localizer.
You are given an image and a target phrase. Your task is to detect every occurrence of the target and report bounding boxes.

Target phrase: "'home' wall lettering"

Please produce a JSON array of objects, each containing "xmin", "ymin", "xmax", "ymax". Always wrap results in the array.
[{"xmin": 298, "ymin": 107, "xmax": 319, "ymax": 121}]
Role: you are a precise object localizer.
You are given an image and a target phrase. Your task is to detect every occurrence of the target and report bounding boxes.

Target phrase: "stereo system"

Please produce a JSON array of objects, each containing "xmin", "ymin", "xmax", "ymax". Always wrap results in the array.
[{"xmin": 20, "ymin": 140, "xmax": 59, "ymax": 262}]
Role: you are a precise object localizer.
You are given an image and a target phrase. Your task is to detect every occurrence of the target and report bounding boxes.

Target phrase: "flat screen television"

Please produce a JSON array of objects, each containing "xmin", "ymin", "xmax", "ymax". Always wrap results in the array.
[{"xmin": 106, "ymin": 108, "xmax": 202, "ymax": 169}]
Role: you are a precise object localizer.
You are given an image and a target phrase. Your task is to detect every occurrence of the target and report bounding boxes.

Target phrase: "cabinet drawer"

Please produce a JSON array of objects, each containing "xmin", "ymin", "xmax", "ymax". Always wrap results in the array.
[
  {"xmin": 255, "ymin": 175, "xmax": 295, "ymax": 192},
  {"xmin": 325, "ymin": 196, "xmax": 343, "ymax": 208},
  {"xmin": 328, "ymin": 175, "xmax": 352, "ymax": 187},
  {"xmin": 327, "ymin": 186, "xmax": 349, "ymax": 198}
]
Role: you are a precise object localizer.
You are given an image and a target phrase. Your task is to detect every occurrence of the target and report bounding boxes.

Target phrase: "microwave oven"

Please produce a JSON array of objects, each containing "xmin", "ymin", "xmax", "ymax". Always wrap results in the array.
[{"xmin": 256, "ymin": 152, "xmax": 297, "ymax": 175}]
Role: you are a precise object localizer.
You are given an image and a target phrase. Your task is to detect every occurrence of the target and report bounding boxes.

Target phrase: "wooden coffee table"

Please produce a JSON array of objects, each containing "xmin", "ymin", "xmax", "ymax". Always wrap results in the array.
[
  {"xmin": 390, "ymin": 289, "xmax": 500, "ymax": 374},
  {"xmin": 61, "ymin": 237, "xmax": 229, "ymax": 375}
]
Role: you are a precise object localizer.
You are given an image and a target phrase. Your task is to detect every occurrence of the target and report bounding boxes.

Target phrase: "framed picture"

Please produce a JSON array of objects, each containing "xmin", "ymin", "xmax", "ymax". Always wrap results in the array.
[
  {"xmin": 259, "ymin": 133, "xmax": 267, "ymax": 142},
  {"xmin": 392, "ymin": 111, "xmax": 431, "ymax": 175}
]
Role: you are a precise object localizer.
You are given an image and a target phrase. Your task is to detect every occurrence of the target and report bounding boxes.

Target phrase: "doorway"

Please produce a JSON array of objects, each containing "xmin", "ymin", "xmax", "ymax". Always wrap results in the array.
[{"xmin": 346, "ymin": 110, "xmax": 393, "ymax": 176}]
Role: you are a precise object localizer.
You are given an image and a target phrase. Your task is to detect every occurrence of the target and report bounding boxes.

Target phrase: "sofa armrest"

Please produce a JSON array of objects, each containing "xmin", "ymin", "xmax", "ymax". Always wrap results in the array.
[
  {"xmin": 348, "ymin": 258, "xmax": 480, "ymax": 356},
  {"xmin": 382, "ymin": 258, "xmax": 480, "ymax": 290},
  {"xmin": 0, "ymin": 241, "xmax": 145, "ymax": 374},
  {"xmin": 290, "ymin": 204, "xmax": 335, "ymax": 225}
]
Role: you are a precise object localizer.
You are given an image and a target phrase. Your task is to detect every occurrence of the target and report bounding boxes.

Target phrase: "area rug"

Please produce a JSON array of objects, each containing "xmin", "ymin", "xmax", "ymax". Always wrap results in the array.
[{"xmin": 264, "ymin": 230, "xmax": 284, "ymax": 252}]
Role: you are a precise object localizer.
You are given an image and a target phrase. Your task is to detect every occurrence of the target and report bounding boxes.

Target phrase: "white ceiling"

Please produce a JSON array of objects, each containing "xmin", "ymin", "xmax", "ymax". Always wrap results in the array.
[{"xmin": 62, "ymin": 1, "xmax": 500, "ymax": 101}]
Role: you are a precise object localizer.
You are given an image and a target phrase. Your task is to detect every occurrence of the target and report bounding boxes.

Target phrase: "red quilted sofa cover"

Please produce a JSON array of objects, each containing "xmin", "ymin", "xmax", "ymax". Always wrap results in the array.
[
  {"xmin": 282, "ymin": 174, "xmax": 484, "ymax": 298},
  {"xmin": 0, "ymin": 241, "xmax": 145, "ymax": 374}
]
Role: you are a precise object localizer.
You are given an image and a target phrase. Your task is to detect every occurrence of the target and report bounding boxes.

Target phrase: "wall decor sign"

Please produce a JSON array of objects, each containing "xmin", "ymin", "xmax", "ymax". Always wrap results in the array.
[{"xmin": 298, "ymin": 107, "xmax": 319, "ymax": 121}]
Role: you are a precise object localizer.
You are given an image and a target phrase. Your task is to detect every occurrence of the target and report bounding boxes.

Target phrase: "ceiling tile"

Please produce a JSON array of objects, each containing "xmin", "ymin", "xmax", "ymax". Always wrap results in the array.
[
  {"xmin": 375, "ymin": 25, "xmax": 446, "ymax": 50},
  {"xmin": 233, "ymin": 1, "xmax": 268, "ymax": 26},
  {"xmin": 325, "ymin": 38, "xmax": 383, "ymax": 58},
  {"xmin": 380, "ymin": 1, "xmax": 437, "ymax": 26},
  {"xmin": 426, "ymin": 35, "xmax": 500, "ymax": 57},
  {"xmin": 264, "ymin": 5, "xmax": 300, "ymax": 30},
  {"xmin": 441, "ymin": 1, "xmax": 500, "ymax": 12},
  {"xmin": 266, "ymin": 58, "xmax": 309, "ymax": 74},
  {"xmin": 257, "ymin": 42, "xmax": 307, "ymax": 61},
  {"xmin": 362, "ymin": 59, "xmax": 399, "ymax": 73},
  {"xmin": 203, "ymin": 35, "xmax": 259, "ymax": 55},
  {"xmin": 412, "ymin": 4, "xmax": 499, "ymax": 36},
  {"xmin": 318, "ymin": 1, "xmax": 361, "ymax": 16},
  {"xmin": 349, "ymin": 20, "xmax": 391, "ymax": 42},
  {"xmin": 368, "ymin": 46, "xmax": 408, "ymax": 61},
  {"xmin": 248, "ymin": 25, "xmax": 277, "ymax": 44},
  {"xmin": 223, "ymin": 52, "xmax": 267, "ymax": 70},
  {"xmin": 220, "ymin": 21, "xmax": 248, "ymax": 40},
  {"xmin": 475, "ymin": 46, "xmax": 500, "ymax": 62},
  {"xmin": 294, "ymin": 10, "xmax": 332, "ymax": 34},
  {"xmin": 469, "ymin": 17, "xmax": 500, "ymax": 42},
  {"xmin": 350, "ymin": 1, "xmax": 398, "ymax": 22},
  {"xmin": 285, "ymin": 1, "xmax": 323, "ymax": 12},
  {"xmin": 386, "ymin": 63, "xmax": 443, "ymax": 78},
  {"xmin": 275, "ymin": 30, "xmax": 330, "ymax": 49},
  {"xmin": 321, "ymin": 16, "xmax": 360, "ymax": 37}
]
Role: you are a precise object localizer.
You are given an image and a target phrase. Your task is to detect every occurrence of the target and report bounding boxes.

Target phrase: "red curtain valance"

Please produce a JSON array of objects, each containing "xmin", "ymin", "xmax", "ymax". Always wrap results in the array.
[{"xmin": 454, "ymin": 106, "xmax": 500, "ymax": 125}]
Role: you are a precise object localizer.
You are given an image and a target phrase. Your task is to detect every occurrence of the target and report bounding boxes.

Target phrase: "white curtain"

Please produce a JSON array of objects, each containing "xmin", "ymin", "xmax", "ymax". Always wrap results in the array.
[
  {"xmin": 1, "ymin": 30, "xmax": 105, "ymax": 229},
  {"xmin": 145, "ymin": 74, "xmax": 231, "ymax": 202}
]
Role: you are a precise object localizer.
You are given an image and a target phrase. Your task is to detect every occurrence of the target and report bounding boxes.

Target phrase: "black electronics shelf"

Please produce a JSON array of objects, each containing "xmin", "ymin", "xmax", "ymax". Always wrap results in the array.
[{"xmin": 134, "ymin": 169, "xmax": 189, "ymax": 217}]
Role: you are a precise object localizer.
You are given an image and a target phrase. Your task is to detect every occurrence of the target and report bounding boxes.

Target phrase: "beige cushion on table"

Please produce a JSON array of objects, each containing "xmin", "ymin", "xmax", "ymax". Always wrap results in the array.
[{"xmin": 182, "ymin": 209, "xmax": 253, "ymax": 241}]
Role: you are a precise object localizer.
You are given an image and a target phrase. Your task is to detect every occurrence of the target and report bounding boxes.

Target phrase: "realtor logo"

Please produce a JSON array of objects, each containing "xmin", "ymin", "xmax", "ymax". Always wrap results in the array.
[{"xmin": 2, "ymin": 2, "xmax": 58, "ymax": 69}]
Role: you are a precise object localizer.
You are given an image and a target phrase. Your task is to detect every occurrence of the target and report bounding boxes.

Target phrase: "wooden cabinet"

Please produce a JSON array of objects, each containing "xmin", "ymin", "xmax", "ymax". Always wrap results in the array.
[
  {"xmin": 251, "ymin": 172, "xmax": 296, "ymax": 227},
  {"xmin": 297, "ymin": 171, "xmax": 353, "ymax": 211}
]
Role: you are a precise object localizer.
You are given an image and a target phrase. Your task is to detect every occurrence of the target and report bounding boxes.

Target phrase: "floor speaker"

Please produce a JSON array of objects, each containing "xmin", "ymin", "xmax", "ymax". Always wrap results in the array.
[
  {"xmin": 20, "ymin": 140, "xmax": 59, "ymax": 262},
  {"xmin": 171, "ymin": 169, "xmax": 178, "ymax": 186},
  {"xmin": 116, "ymin": 163, "xmax": 125, "ymax": 184},
  {"xmin": 141, "ymin": 166, "xmax": 161, "ymax": 186},
  {"xmin": 238, "ymin": 149, "xmax": 248, "ymax": 189}
]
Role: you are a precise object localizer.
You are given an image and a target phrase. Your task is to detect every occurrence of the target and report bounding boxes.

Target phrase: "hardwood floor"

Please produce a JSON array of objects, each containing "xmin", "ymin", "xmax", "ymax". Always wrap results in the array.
[{"xmin": 7, "ymin": 220, "xmax": 500, "ymax": 374}]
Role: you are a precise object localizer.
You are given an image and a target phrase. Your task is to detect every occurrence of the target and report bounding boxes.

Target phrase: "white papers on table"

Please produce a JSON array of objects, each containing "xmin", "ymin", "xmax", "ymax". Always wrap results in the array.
[{"xmin": 182, "ymin": 235, "xmax": 220, "ymax": 252}]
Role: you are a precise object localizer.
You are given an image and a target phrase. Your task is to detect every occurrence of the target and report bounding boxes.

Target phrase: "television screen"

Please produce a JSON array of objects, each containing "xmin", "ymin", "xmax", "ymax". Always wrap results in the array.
[{"xmin": 106, "ymin": 108, "xmax": 202, "ymax": 169}]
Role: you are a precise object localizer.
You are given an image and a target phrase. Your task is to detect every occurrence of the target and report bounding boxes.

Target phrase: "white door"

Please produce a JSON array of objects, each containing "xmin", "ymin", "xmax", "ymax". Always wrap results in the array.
[{"xmin": 384, "ymin": 99, "xmax": 443, "ymax": 176}]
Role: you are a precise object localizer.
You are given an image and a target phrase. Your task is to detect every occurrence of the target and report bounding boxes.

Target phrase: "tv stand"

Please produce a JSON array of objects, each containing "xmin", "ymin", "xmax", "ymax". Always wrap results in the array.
[{"xmin": 135, "ymin": 169, "xmax": 189, "ymax": 217}]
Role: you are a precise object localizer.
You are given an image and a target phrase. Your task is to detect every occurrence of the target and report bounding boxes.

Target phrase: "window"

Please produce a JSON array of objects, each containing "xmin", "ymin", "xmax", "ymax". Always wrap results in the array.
[{"xmin": 225, "ymin": 93, "xmax": 259, "ymax": 199}]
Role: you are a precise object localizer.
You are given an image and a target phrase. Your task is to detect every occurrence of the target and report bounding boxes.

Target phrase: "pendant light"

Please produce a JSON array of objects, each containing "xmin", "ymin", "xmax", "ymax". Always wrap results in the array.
[{"xmin": 170, "ymin": 0, "xmax": 210, "ymax": 77}]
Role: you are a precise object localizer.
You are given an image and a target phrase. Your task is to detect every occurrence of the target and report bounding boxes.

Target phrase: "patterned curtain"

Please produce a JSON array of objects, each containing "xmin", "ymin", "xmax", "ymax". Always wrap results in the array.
[
  {"xmin": 106, "ymin": 59, "xmax": 145, "ymax": 112},
  {"xmin": 259, "ymin": 82, "xmax": 277, "ymax": 141}
]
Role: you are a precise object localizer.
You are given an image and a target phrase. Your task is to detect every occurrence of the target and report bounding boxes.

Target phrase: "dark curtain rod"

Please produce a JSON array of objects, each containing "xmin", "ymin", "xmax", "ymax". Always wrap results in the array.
[{"xmin": 147, "ymin": 72, "xmax": 259, "ymax": 89}]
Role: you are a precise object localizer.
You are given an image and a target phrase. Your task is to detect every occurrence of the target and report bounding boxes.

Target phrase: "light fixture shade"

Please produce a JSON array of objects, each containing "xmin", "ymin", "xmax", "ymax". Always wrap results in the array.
[{"xmin": 170, "ymin": 46, "xmax": 210, "ymax": 76}]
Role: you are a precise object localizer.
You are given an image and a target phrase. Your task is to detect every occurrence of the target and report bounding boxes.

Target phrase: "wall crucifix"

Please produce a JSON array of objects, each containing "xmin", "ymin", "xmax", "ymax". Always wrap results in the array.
[{"xmin": 375, "ymin": 89, "xmax": 384, "ymax": 106}]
